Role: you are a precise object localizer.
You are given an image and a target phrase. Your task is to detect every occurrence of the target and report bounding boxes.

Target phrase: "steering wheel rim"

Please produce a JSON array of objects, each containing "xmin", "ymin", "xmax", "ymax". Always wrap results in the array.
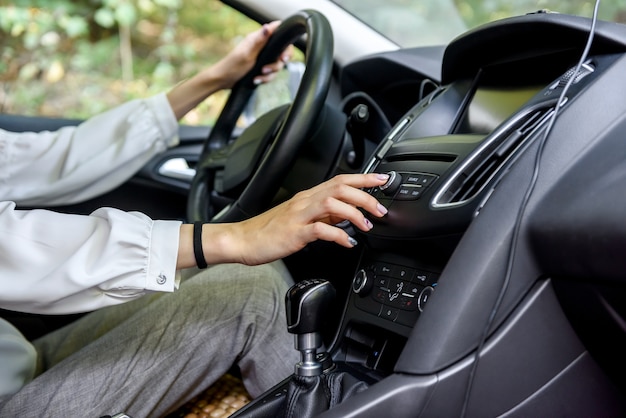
[{"xmin": 187, "ymin": 9, "xmax": 334, "ymax": 223}]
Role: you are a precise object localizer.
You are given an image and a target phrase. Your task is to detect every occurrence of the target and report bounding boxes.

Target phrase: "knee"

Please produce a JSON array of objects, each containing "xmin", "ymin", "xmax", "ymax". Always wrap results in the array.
[
  {"xmin": 242, "ymin": 263, "xmax": 291, "ymax": 323},
  {"xmin": 181, "ymin": 262, "xmax": 291, "ymax": 319},
  {"xmin": 249, "ymin": 262, "xmax": 293, "ymax": 298}
]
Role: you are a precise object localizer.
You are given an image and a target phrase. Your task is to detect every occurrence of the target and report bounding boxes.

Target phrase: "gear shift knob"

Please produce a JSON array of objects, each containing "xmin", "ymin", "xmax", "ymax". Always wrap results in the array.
[
  {"xmin": 285, "ymin": 278, "xmax": 336, "ymax": 376},
  {"xmin": 286, "ymin": 278, "xmax": 335, "ymax": 334}
]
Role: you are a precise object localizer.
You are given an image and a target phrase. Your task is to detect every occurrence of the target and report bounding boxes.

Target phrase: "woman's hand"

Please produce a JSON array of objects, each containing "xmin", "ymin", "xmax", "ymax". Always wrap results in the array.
[
  {"xmin": 178, "ymin": 173, "xmax": 390, "ymax": 269},
  {"xmin": 167, "ymin": 21, "xmax": 293, "ymax": 120},
  {"xmin": 209, "ymin": 21, "xmax": 293, "ymax": 90}
]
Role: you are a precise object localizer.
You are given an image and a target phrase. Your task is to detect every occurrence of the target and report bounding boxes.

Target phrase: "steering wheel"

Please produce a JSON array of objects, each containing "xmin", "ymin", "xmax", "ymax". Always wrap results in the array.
[{"xmin": 187, "ymin": 9, "xmax": 334, "ymax": 223}]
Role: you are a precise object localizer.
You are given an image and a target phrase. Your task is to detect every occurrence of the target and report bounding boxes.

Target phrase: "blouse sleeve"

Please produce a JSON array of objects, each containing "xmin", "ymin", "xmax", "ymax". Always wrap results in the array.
[
  {"xmin": 0, "ymin": 201, "xmax": 181, "ymax": 314},
  {"xmin": 0, "ymin": 92, "xmax": 179, "ymax": 207},
  {"xmin": 0, "ymin": 319, "xmax": 36, "ymax": 397}
]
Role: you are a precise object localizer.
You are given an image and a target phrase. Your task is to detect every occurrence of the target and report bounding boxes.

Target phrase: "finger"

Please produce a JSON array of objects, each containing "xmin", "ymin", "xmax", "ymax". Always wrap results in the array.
[
  {"xmin": 262, "ymin": 61, "xmax": 286, "ymax": 74},
  {"xmin": 292, "ymin": 189, "xmax": 376, "ymax": 236},
  {"xmin": 281, "ymin": 45, "xmax": 294, "ymax": 63},
  {"xmin": 251, "ymin": 21, "xmax": 282, "ymax": 51},
  {"xmin": 253, "ymin": 72, "xmax": 278, "ymax": 85},
  {"xmin": 252, "ymin": 58, "xmax": 284, "ymax": 84},
  {"xmin": 297, "ymin": 173, "xmax": 382, "ymax": 201},
  {"xmin": 331, "ymin": 172, "xmax": 390, "ymax": 190},
  {"xmin": 321, "ymin": 195, "xmax": 377, "ymax": 232},
  {"xmin": 263, "ymin": 20, "xmax": 282, "ymax": 36},
  {"xmin": 322, "ymin": 176, "xmax": 389, "ymax": 218},
  {"xmin": 306, "ymin": 221, "xmax": 358, "ymax": 249},
  {"xmin": 290, "ymin": 175, "xmax": 388, "ymax": 231},
  {"xmin": 259, "ymin": 46, "xmax": 293, "ymax": 75}
]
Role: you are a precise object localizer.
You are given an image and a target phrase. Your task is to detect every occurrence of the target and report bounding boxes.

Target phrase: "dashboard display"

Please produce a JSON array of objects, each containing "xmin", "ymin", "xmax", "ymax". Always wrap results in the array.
[{"xmin": 456, "ymin": 85, "xmax": 543, "ymax": 134}]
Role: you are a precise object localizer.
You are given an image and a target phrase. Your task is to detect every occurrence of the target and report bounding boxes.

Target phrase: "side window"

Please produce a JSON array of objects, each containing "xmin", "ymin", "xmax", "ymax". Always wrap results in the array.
[{"xmin": 0, "ymin": 1, "xmax": 301, "ymax": 128}]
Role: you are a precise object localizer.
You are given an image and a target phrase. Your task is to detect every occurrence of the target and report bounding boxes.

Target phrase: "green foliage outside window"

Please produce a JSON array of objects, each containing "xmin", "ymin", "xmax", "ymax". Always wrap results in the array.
[
  {"xmin": 0, "ymin": 0, "xmax": 260, "ymax": 124},
  {"xmin": 1, "ymin": 0, "xmax": 625, "ymax": 124}
]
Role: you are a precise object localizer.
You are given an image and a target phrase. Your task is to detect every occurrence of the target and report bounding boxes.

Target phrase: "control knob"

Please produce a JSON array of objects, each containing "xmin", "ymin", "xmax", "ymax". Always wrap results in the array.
[
  {"xmin": 352, "ymin": 268, "xmax": 374, "ymax": 296},
  {"xmin": 379, "ymin": 171, "xmax": 402, "ymax": 196}
]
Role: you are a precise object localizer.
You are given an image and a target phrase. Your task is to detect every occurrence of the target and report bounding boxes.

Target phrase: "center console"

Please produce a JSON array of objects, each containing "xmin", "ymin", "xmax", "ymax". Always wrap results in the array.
[{"xmin": 234, "ymin": 12, "xmax": 626, "ymax": 417}]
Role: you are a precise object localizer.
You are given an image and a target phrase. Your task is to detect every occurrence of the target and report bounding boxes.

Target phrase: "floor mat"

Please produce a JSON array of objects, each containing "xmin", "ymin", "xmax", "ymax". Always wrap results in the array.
[{"xmin": 168, "ymin": 373, "xmax": 251, "ymax": 417}]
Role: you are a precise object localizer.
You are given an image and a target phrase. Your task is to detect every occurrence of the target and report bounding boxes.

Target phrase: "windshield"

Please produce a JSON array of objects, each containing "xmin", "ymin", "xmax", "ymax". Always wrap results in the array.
[{"xmin": 332, "ymin": 0, "xmax": 626, "ymax": 48}]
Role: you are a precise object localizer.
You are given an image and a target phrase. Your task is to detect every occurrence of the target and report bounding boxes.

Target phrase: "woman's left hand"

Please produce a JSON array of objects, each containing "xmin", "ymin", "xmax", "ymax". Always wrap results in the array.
[{"xmin": 211, "ymin": 21, "xmax": 294, "ymax": 89}]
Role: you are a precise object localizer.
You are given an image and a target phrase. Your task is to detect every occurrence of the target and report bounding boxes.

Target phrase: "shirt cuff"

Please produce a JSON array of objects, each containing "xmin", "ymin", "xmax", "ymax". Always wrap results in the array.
[{"xmin": 145, "ymin": 219, "xmax": 182, "ymax": 293}]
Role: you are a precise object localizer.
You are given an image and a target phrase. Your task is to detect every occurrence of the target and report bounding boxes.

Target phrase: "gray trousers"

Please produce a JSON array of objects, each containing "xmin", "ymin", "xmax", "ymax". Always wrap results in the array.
[{"xmin": 0, "ymin": 261, "xmax": 298, "ymax": 418}]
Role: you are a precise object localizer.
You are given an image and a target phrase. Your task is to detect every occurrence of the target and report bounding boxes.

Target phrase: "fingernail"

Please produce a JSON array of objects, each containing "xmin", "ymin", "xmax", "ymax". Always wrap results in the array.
[
  {"xmin": 364, "ymin": 218, "xmax": 373, "ymax": 230},
  {"xmin": 253, "ymin": 77, "xmax": 263, "ymax": 85},
  {"xmin": 377, "ymin": 173, "xmax": 390, "ymax": 181},
  {"xmin": 262, "ymin": 66, "xmax": 272, "ymax": 74},
  {"xmin": 262, "ymin": 24, "xmax": 269, "ymax": 37},
  {"xmin": 348, "ymin": 236, "xmax": 358, "ymax": 247},
  {"xmin": 377, "ymin": 203, "xmax": 388, "ymax": 215}
]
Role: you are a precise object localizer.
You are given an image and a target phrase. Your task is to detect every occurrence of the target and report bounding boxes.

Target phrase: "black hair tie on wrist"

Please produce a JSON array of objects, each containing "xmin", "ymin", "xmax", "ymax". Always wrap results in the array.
[{"xmin": 193, "ymin": 221, "xmax": 208, "ymax": 269}]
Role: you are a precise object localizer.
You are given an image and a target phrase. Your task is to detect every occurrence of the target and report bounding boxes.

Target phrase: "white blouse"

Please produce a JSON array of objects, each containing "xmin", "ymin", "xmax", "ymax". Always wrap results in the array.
[
  {"xmin": 0, "ymin": 92, "xmax": 183, "ymax": 315},
  {"xmin": 0, "ymin": 92, "xmax": 187, "ymax": 397}
]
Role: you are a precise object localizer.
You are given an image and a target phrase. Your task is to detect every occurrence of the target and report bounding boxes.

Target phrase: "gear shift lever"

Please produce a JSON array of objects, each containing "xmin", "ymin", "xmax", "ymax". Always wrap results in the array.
[
  {"xmin": 285, "ymin": 278, "xmax": 336, "ymax": 376},
  {"xmin": 229, "ymin": 278, "xmax": 367, "ymax": 418}
]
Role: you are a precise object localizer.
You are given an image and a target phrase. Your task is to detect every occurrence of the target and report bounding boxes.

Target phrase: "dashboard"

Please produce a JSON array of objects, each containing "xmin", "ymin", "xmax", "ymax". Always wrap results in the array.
[{"xmin": 319, "ymin": 14, "xmax": 626, "ymax": 407}]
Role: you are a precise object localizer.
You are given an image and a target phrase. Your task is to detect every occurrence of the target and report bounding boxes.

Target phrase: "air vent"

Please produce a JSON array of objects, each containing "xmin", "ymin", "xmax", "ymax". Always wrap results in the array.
[
  {"xmin": 433, "ymin": 105, "xmax": 554, "ymax": 207},
  {"xmin": 554, "ymin": 60, "xmax": 595, "ymax": 89},
  {"xmin": 386, "ymin": 153, "xmax": 456, "ymax": 163}
]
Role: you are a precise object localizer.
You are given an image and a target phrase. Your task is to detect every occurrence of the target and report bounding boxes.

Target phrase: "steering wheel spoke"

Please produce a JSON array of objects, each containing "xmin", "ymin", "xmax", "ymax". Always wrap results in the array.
[{"xmin": 209, "ymin": 187, "xmax": 236, "ymax": 216}]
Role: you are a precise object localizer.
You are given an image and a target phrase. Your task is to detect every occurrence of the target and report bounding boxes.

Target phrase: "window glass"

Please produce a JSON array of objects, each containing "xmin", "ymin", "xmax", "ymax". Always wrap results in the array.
[
  {"xmin": 332, "ymin": 0, "xmax": 626, "ymax": 48},
  {"xmin": 0, "ymin": 0, "xmax": 299, "ymax": 128},
  {"xmin": 333, "ymin": 0, "xmax": 467, "ymax": 47}
]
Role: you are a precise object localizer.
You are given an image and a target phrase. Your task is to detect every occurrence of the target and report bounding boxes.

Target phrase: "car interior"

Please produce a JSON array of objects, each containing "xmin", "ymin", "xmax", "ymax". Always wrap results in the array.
[{"xmin": 2, "ymin": 4, "xmax": 626, "ymax": 418}]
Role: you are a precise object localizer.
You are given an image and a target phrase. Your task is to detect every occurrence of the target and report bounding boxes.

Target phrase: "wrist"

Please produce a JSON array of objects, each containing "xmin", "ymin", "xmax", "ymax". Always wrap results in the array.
[
  {"xmin": 203, "ymin": 59, "xmax": 238, "ymax": 90},
  {"xmin": 167, "ymin": 67, "xmax": 228, "ymax": 120},
  {"xmin": 176, "ymin": 222, "xmax": 243, "ymax": 270},
  {"xmin": 193, "ymin": 222, "xmax": 208, "ymax": 269},
  {"xmin": 201, "ymin": 222, "xmax": 242, "ymax": 266}
]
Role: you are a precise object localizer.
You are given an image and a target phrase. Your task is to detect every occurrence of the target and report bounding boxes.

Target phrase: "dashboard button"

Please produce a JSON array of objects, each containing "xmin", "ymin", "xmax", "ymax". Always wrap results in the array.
[
  {"xmin": 352, "ymin": 269, "xmax": 374, "ymax": 296},
  {"xmin": 396, "ymin": 185, "xmax": 422, "ymax": 200},
  {"xmin": 418, "ymin": 286, "xmax": 435, "ymax": 312},
  {"xmin": 379, "ymin": 306, "xmax": 399, "ymax": 321},
  {"xmin": 404, "ymin": 173, "xmax": 423, "ymax": 184}
]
